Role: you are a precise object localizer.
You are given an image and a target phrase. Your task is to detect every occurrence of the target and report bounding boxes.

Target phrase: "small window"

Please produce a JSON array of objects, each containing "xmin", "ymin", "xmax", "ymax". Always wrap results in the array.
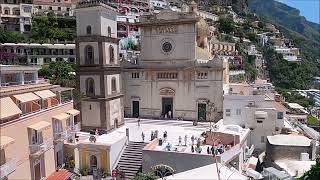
[
  {"xmin": 85, "ymin": 45, "xmax": 94, "ymax": 64},
  {"xmin": 197, "ymin": 72, "xmax": 208, "ymax": 79},
  {"xmin": 109, "ymin": 45, "xmax": 114, "ymax": 63},
  {"xmin": 108, "ymin": 26, "xmax": 111, "ymax": 37},
  {"xmin": 131, "ymin": 72, "xmax": 139, "ymax": 78},
  {"xmin": 261, "ymin": 136, "xmax": 265, "ymax": 143},
  {"xmin": 236, "ymin": 109, "xmax": 241, "ymax": 115},
  {"xmin": 225, "ymin": 109, "xmax": 231, "ymax": 116},
  {"xmin": 49, "ymin": 6, "xmax": 52, "ymax": 10},
  {"xmin": 58, "ymin": 7, "xmax": 61, "ymax": 11},
  {"xmin": 86, "ymin": 78, "xmax": 95, "ymax": 96},
  {"xmin": 111, "ymin": 77, "xmax": 116, "ymax": 92},
  {"xmin": 86, "ymin": 25, "xmax": 92, "ymax": 35},
  {"xmin": 277, "ymin": 112, "xmax": 283, "ymax": 119}
]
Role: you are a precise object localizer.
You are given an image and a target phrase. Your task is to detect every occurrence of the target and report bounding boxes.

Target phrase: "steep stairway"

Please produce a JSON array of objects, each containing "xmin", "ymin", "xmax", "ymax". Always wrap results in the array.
[{"xmin": 117, "ymin": 141, "xmax": 147, "ymax": 179}]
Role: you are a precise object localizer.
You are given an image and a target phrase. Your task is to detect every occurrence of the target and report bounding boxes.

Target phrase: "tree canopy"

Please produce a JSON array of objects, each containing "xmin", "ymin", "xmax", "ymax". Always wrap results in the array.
[{"xmin": 39, "ymin": 61, "xmax": 75, "ymax": 87}]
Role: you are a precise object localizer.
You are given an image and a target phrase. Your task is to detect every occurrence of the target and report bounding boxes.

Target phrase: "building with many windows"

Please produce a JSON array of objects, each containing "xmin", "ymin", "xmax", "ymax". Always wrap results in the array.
[
  {"xmin": 33, "ymin": 0, "xmax": 76, "ymax": 16},
  {"xmin": 0, "ymin": 65, "xmax": 78, "ymax": 180},
  {"xmin": 0, "ymin": 43, "xmax": 76, "ymax": 65},
  {"xmin": 122, "ymin": 7, "xmax": 224, "ymax": 122},
  {"xmin": 0, "ymin": 0, "xmax": 33, "ymax": 32}
]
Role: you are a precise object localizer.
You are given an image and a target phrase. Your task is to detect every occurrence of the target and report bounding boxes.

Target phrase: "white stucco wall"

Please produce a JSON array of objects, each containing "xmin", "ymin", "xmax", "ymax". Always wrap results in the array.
[{"xmin": 140, "ymin": 24, "xmax": 196, "ymax": 61}]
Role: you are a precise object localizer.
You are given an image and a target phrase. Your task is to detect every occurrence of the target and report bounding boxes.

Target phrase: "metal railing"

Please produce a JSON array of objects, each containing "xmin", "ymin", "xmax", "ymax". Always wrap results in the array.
[
  {"xmin": 0, "ymin": 158, "xmax": 17, "ymax": 179},
  {"xmin": 29, "ymin": 139, "xmax": 53, "ymax": 155},
  {"xmin": 54, "ymin": 131, "xmax": 68, "ymax": 141},
  {"xmin": 68, "ymin": 123, "xmax": 81, "ymax": 132},
  {"xmin": 219, "ymin": 144, "xmax": 241, "ymax": 163}
]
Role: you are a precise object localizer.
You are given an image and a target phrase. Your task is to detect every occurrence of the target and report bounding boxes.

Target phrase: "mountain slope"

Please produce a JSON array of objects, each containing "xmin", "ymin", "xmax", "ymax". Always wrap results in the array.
[{"xmin": 248, "ymin": 0, "xmax": 320, "ymax": 44}]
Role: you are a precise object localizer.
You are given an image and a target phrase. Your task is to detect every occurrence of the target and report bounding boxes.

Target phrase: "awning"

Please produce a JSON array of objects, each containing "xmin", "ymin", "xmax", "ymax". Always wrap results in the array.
[
  {"xmin": 13, "ymin": 92, "xmax": 40, "ymax": 103},
  {"xmin": 0, "ymin": 136, "xmax": 15, "ymax": 149},
  {"xmin": 34, "ymin": 90, "xmax": 56, "ymax": 99},
  {"xmin": 28, "ymin": 121, "xmax": 51, "ymax": 131},
  {"xmin": 0, "ymin": 97, "xmax": 22, "ymax": 119},
  {"xmin": 52, "ymin": 113, "xmax": 70, "ymax": 121},
  {"xmin": 66, "ymin": 109, "xmax": 80, "ymax": 116}
]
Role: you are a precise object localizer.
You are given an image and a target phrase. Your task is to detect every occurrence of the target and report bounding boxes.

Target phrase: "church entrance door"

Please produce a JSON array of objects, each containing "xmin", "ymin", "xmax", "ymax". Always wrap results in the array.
[
  {"xmin": 132, "ymin": 101, "xmax": 139, "ymax": 117},
  {"xmin": 198, "ymin": 103, "xmax": 206, "ymax": 121},
  {"xmin": 162, "ymin": 97, "xmax": 173, "ymax": 119}
]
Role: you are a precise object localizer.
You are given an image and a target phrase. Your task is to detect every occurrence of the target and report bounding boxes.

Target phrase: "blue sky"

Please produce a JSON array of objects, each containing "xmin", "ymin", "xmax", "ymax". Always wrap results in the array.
[{"xmin": 277, "ymin": 0, "xmax": 320, "ymax": 24}]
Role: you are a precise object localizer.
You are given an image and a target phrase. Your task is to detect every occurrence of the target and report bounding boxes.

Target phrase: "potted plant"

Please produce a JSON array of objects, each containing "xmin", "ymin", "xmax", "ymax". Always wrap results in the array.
[{"xmin": 80, "ymin": 166, "xmax": 89, "ymax": 176}]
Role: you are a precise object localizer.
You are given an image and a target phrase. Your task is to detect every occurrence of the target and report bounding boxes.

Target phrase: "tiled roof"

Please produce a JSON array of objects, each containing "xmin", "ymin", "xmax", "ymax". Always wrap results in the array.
[{"xmin": 46, "ymin": 170, "xmax": 72, "ymax": 180}]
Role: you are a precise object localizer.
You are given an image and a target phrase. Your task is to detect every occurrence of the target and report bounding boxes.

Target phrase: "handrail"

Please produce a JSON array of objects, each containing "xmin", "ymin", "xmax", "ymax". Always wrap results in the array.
[
  {"xmin": 0, "ymin": 158, "xmax": 16, "ymax": 179},
  {"xmin": 29, "ymin": 138, "xmax": 53, "ymax": 155}
]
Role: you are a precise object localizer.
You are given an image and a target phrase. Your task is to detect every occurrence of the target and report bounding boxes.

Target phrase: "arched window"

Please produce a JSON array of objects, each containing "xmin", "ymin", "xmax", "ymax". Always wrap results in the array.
[
  {"xmin": 107, "ymin": 26, "xmax": 111, "ymax": 37},
  {"xmin": 90, "ymin": 155, "xmax": 97, "ymax": 169},
  {"xmin": 109, "ymin": 45, "xmax": 114, "ymax": 63},
  {"xmin": 111, "ymin": 77, "xmax": 116, "ymax": 93},
  {"xmin": 86, "ymin": 78, "xmax": 95, "ymax": 96},
  {"xmin": 85, "ymin": 45, "xmax": 94, "ymax": 64},
  {"xmin": 86, "ymin": 25, "xmax": 92, "ymax": 35}
]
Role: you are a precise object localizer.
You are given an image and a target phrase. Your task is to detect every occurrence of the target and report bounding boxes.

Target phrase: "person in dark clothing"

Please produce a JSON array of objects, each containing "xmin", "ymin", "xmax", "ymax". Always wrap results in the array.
[
  {"xmin": 207, "ymin": 146, "xmax": 210, "ymax": 154},
  {"xmin": 191, "ymin": 145, "xmax": 194, "ymax": 153}
]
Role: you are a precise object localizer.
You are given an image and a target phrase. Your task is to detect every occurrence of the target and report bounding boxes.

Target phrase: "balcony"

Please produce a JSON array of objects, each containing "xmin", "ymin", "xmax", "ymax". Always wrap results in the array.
[
  {"xmin": 219, "ymin": 144, "xmax": 241, "ymax": 163},
  {"xmin": 29, "ymin": 139, "xmax": 53, "ymax": 156},
  {"xmin": 0, "ymin": 158, "xmax": 17, "ymax": 179},
  {"xmin": 54, "ymin": 131, "xmax": 68, "ymax": 141},
  {"xmin": 67, "ymin": 123, "xmax": 80, "ymax": 132}
]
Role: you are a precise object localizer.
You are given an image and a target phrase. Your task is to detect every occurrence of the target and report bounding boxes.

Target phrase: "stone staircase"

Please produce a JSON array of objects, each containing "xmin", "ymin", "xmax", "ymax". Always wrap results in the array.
[{"xmin": 117, "ymin": 141, "xmax": 147, "ymax": 179}]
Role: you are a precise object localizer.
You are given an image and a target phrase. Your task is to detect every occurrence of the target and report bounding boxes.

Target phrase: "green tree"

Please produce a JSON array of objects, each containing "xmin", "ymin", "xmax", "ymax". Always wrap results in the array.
[
  {"xmin": 218, "ymin": 17, "xmax": 235, "ymax": 34},
  {"xmin": 0, "ymin": 28, "xmax": 27, "ymax": 43},
  {"xmin": 300, "ymin": 156, "xmax": 320, "ymax": 180},
  {"xmin": 40, "ymin": 61, "xmax": 75, "ymax": 86},
  {"xmin": 134, "ymin": 172, "xmax": 158, "ymax": 180}
]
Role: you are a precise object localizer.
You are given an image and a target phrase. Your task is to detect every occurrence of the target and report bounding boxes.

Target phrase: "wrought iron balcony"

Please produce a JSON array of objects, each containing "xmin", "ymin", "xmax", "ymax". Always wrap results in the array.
[
  {"xmin": 29, "ymin": 139, "xmax": 53, "ymax": 156},
  {"xmin": 0, "ymin": 158, "xmax": 16, "ymax": 179}
]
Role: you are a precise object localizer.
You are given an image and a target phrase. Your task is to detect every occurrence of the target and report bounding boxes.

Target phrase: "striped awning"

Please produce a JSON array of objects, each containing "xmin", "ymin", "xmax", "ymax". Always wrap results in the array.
[
  {"xmin": 66, "ymin": 109, "xmax": 80, "ymax": 116},
  {"xmin": 13, "ymin": 92, "xmax": 40, "ymax": 103},
  {"xmin": 0, "ymin": 97, "xmax": 22, "ymax": 120},
  {"xmin": 52, "ymin": 113, "xmax": 70, "ymax": 121},
  {"xmin": 28, "ymin": 121, "xmax": 51, "ymax": 131},
  {"xmin": 0, "ymin": 136, "xmax": 15, "ymax": 149},
  {"xmin": 34, "ymin": 90, "xmax": 56, "ymax": 99}
]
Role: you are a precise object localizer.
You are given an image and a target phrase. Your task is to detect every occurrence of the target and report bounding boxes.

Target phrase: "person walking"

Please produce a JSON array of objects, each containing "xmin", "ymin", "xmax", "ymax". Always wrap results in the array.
[
  {"xmin": 137, "ymin": 116, "xmax": 141, "ymax": 127},
  {"xmin": 184, "ymin": 135, "xmax": 188, "ymax": 146},
  {"xmin": 141, "ymin": 132, "xmax": 145, "ymax": 142},
  {"xmin": 178, "ymin": 136, "xmax": 182, "ymax": 146}
]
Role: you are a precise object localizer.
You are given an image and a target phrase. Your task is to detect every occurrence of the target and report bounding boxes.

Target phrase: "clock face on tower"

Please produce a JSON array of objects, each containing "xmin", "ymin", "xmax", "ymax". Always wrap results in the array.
[{"xmin": 161, "ymin": 38, "xmax": 175, "ymax": 55}]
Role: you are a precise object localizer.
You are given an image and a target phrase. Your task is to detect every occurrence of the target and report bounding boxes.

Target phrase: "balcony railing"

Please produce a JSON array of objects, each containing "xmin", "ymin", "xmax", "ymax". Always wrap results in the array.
[
  {"xmin": 0, "ymin": 158, "xmax": 16, "ymax": 179},
  {"xmin": 54, "ymin": 131, "xmax": 68, "ymax": 141},
  {"xmin": 68, "ymin": 123, "xmax": 81, "ymax": 132},
  {"xmin": 219, "ymin": 144, "xmax": 241, "ymax": 163},
  {"xmin": 29, "ymin": 139, "xmax": 53, "ymax": 155}
]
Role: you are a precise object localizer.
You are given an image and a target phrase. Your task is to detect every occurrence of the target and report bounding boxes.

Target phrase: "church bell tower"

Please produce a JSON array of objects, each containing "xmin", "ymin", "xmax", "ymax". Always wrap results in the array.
[{"xmin": 75, "ymin": 1, "xmax": 124, "ymax": 131}]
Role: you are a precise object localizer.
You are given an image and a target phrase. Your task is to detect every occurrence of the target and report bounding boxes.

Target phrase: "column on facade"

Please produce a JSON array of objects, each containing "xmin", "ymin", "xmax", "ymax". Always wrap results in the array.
[
  {"xmin": 33, "ymin": 72, "xmax": 38, "ymax": 83},
  {"xmin": 39, "ymin": 57, "xmax": 44, "ymax": 65},
  {"xmin": 19, "ymin": 72, "xmax": 25, "ymax": 85}
]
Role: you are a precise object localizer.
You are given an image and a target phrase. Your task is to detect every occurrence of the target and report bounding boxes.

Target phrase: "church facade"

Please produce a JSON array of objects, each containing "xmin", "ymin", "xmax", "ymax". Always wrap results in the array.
[{"xmin": 122, "ymin": 9, "xmax": 224, "ymax": 122}]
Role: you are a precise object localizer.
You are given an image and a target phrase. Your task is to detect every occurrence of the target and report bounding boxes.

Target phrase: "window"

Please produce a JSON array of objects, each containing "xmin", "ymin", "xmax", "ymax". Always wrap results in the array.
[
  {"xmin": 108, "ymin": 26, "xmax": 111, "ymax": 37},
  {"xmin": 86, "ymin": 25, "xmax": 92, "ymax": 35},
  {"xmin": 261, "ymin": 136, "xmax": 265, "ymax": 143},
  {"xmin": 85, "ymin": 45, "xmax": 94, "ymax": 64},
  {"xmin": 86, "ymin": 78, "xmax": 95, "ymax": 96},
  {"xmin": 49, "ymin": 6, "xmax": 52, "ymax": 10},
  {"xmin": 257, "ymin": 118, "xmax": 264, "ymax": 123},
  {"xmin": 131, "ymin": 72, "xmax": 139, "ymax": 78},
  {"xmin": 58, "ymin": 7, "xmax": 61, "ymax": 11},
  {"xmin": 197, "ymin": 72, "xmax": 208, "ymax": 79},
  {"xmin": 38, "ymin": 6, "xmax": 42, "ymax": 9},
  {"xmin": 111, "ymin": 77, "xmax": 116, "ymax": 92},
  {"xmin": 225, "ymin": 109, "xmax": 231, "ymax": 116},
  {"xmin": 109, "ymin": 45, "xmax": 114, "ymax": 63},
  {"xmin": 4, "ymin": 9, "xmax": 9, "ymax": 15},
  {"xmin": 277, "ymin": 112, "xmax": 283, "ymax": 119},
  {"xmin": 157, "ymin": 72, "xmax": 178, "ymax": 79},
  {"xmin": 236, "ymin": 109, "xmax": 241, "ymax": 115}
]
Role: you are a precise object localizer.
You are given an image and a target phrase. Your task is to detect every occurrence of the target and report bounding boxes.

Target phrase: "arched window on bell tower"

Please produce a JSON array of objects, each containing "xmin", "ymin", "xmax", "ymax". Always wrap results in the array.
[
  {"xmin": 86, "ymin": 25, "xmax": 92, "ymax": 35},
  {"xmin": 86, "ymin": 78, "xmax": 95, "ymax": 96},
  {"xmin": 85, "ymin": 45, "xmax": 94, "ymax": 64},
  {"xmin": 111, "ymin": 77, "xmax": 116, "ymax": 93},
  {"xmin": 109, "ymin": 45, "xmax": 114, "ymax": 64},
  {"xmin": 107, "ymin": 26, "xmax": 111, "ymax": 37}
]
